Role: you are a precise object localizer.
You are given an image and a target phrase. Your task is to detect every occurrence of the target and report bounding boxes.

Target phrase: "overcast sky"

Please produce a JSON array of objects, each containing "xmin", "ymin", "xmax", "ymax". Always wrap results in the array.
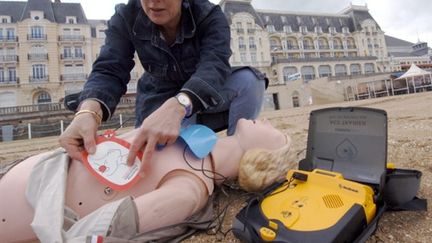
[{"xmin": 6, "ymin": 0, "xmax": 432, "ymax": 45}]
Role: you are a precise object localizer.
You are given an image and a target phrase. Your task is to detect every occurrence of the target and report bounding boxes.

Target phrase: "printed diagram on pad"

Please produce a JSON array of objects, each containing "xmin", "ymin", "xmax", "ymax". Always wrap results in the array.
[
  {"xmin": 82, "ymin": 135, "xmax": 142, "ymax": 191},
  {"xmin": 89, "ymin": 146, "xmax": 134, "ymax": 178}
]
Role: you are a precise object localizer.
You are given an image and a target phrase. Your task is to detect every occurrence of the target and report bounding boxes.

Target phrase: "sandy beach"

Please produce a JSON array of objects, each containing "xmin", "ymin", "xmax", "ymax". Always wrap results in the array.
[{"xmin": 1, "ymin": 92, "xmax": 431, "ymax": 242}]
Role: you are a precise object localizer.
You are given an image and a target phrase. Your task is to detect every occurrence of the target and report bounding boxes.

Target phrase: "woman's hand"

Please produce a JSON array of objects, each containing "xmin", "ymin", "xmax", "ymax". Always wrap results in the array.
[
  {"xmin": 127, "ymin": 97, "xmax": 186, "ymax": 175},
  {"xmin": 59, "ymin": 100, "xmax": 101, "ymax": 161}
]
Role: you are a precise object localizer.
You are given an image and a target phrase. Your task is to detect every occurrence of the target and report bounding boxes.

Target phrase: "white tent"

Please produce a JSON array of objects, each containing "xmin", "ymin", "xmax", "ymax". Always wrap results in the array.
[
  {"xmin": 393, "ymin": 64, "xmax": 432, "ymax": 94},
  {"xmin": 396, "ymin": 64, "xmax": 431, "ymax": 80}
]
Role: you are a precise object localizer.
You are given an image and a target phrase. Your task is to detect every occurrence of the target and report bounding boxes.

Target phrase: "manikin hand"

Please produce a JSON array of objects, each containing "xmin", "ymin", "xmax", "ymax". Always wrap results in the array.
[
  {"xmin": 59, "ymin": 100, "xmax": 101, "ymax": 161},
  {"xmin": 127, "ymin": 97, "xmax": 186, "ymax": 175}
]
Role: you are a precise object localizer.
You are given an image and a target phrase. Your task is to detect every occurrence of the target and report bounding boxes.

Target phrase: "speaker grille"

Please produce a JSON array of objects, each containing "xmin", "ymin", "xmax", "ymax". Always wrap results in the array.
[{"xmin": 322, "ymin": 194, "xmax": 344, "ymax": 208}]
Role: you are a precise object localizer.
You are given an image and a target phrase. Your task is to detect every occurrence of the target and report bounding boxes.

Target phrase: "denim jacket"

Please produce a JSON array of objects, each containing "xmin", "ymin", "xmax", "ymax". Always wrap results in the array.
[{"xmin": 80, "ymin": 0, "xmax": 232, "ymax": 121}]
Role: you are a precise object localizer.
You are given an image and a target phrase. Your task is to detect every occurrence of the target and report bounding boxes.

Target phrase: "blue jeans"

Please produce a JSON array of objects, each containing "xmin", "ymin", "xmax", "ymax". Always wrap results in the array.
[{"xmin": 184, "ymin": 68, "xmax": 265, "ymax": 135}]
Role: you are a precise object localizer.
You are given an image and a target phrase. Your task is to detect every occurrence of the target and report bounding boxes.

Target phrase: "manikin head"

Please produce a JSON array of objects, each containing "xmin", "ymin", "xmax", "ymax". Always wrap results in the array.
[
  {"xmin": 234, "ymin": 118, "xmax": 288, "ymax": 151},
  {"xmin": 141, "ymin": 0, "xmax": 183, "ymax": 30},
  {"xmin": 234, "ymin": 118, "xmax": 295, "ymax": 192}
]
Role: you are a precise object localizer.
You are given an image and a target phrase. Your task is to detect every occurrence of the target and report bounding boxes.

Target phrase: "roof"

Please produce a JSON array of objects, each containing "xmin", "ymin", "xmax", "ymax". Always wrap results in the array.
[
  {"xmin": 0, "ymin": 0, "xmax": 87, "ymax": 24},
  {"xmin": 396, "ymin": 64, "xmax": 431, "ymax": 80},
  {"xmin": 0, "ymin": 1, "xmax": 26, "ymax": 23},
  {"xmin": 52, "ymin": 2, "xmax": 88, "ymax": 24},
  {"xmin": 385, "ymin": 35, "xmax": 414, "ymax": 47},
  {"xmin": 222, "ymin": 0, "xmax": 264, "ymax": 28}
]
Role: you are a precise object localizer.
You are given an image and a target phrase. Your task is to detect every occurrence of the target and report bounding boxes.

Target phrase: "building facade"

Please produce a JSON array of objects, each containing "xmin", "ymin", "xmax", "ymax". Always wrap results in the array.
[
  {"xmin": 0, "ymin": 0, "xmax": 143, "ymax": 108},
  {"xmin": 0, "ymin": 0, "xmax": 428, "ymax": 110}
]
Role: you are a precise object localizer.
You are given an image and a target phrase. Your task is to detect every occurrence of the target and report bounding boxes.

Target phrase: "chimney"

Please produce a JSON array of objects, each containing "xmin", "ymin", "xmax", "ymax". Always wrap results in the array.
[{"xmin": 54, "ymin": 0, "xmax": 61, "ymax": 3}]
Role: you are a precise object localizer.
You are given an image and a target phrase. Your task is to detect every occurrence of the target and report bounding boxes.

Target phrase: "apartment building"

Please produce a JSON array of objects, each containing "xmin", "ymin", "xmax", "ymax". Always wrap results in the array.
[
  {"xmin": 0, "ymin": 0, "xmax": 424, "ymax": 110},
  {"xmin": 0, "ymin": 0, "xmax": 143, "ymax": 108}
]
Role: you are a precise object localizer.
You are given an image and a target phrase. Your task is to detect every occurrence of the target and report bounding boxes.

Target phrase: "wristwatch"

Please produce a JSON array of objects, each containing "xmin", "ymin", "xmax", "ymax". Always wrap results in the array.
[{"xmin": 175, "ymin": 92, "xmax": 193, "ymax": 117}]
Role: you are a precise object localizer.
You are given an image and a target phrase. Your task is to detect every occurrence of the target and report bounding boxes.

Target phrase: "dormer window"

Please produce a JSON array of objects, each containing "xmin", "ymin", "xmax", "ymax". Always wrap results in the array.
[
  {"xmin": 342, "ymin": 27, "xmax": 350, "ymax": 34},
  {"xmin": 281, "ymin": 16, "xmax": 287, "ymax": 23},
  {"xmin": 314, "ymin": 26, "xmax": 322, "ymax": 34},
  {"xmin": 329, "ymin": 26, "xmax": 336, "ymax": 34},
  {"xmin": 283, "ymin": 25, "xmax": 292, "ymax": 33},
  {"xmin": 66, "ymin": 16, "xmax": 77, "ymax": 24},
  {"xmin": 300, "ymin": 26, "xmax": 308, "ymax": 34},
  {"xmin": 30, "ymin": 11, "xmax": 44, "ymax": 21},
  {"xmin": 265, "ymin": 16, "xmax": 270, "ymax": 23},
  {"xmin": 266, "ymin": 25, "xmax": 275, "ymax": 33},
  {"xmin": 1, "ymin": 16, "xmax": 11, "ymax": 23},
  {"xmin": 296, "ymin": 16, "xmax": 302, "ymax": 25}
]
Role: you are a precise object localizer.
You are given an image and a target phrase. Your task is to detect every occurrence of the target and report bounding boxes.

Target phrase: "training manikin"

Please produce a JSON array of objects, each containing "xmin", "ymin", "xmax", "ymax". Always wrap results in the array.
[{"xmin": 0, "ymin": 119, "xmax": 293, "ymax": 242}]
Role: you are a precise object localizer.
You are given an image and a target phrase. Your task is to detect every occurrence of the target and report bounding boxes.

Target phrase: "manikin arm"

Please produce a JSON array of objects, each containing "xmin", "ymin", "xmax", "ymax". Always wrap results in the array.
[{"xmin": 135, "ymin": 170, "xmax": 209, "ymax": 233}]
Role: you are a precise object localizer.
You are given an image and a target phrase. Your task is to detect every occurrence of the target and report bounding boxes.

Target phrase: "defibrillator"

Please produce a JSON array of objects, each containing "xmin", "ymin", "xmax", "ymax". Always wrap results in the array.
[{"xmin": 233, "ymin": 107, "xmax": 426, "ymax": 243}]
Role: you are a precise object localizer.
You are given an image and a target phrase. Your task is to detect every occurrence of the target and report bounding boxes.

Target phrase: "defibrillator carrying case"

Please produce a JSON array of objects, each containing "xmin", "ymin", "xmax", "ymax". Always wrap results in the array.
[{"xmin": 233, "ymin": 107, "xmax": 425, "ymax": 243}]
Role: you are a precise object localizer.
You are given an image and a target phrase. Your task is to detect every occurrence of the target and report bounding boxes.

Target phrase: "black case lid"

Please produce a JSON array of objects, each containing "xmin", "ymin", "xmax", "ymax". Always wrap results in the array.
[{"xmin": 304, "ymin": 107, "xmax": 387, "ymax": 186}]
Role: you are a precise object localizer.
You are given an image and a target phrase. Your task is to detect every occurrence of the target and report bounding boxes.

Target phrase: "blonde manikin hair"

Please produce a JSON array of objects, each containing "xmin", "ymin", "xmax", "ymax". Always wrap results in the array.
[{"xmin": 238, "ymin": 135, "xmax": 297, "ymax": 192}]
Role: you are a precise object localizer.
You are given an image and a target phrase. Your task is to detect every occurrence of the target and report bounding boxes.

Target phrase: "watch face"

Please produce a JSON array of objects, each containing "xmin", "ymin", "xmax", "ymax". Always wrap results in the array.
[{"xmin": 177, "ymin": 94, "xmax": 191, "ymax": 106}]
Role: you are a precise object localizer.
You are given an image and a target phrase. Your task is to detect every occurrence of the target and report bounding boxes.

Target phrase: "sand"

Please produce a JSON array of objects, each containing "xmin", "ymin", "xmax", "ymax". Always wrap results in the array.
[{"xmin": 1, "ymin": 92, "xmax": 431, "ymax": 242}]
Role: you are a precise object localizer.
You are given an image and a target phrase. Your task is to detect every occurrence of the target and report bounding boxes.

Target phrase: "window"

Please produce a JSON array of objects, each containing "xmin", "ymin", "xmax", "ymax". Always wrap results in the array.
[
  {"xmin": 236, "ymin": 22, "xmax": 242, "ymax": 30},
  {"xmin": 66, "ymin": 16, "xmax": 77, "ymax": 24},
  {"xmin": 335, "ymin": 64, "xmax": 347, "ymax": 76},
  {"xmin": 250, "ymin": 52, "xmax": 257, "ymax": 62},
  {"xmin": 2, "ymin": 18, "xmax": 7, "ymax": 23},
  {"xmin": 32, "ymin": 64, "xmax": 46, "ymax": 79},
  {"xmin": 37, "ymin": 91, "xmax": 51, "ymax": 104},
  {"xmin": 329, "ymin": 27, "xmax": 336, "ymax": 34},
  {"xmin": 301, "ymin": 66, "xmax": 315, "ymax": 82},
  {"xmin": 350, "ymin": 64, "xmax": 361, "ymax": 75},
  {"xmin": 314, "ymin": 26, "xmax": 322, "ymax": 34},
  {"xmin": 8, "ymin": 67, "xmax": 16, "ymax": 82},
  {"xmin": 249, "ymin": 37, "xmax": 256, "ymax": 49},
  {"xmin": 6, "ymin": 28, "xmax": 15, "ymax": 40},
  {"xmin": 318, "ymin": 65, "xmax": 332, "ymax": 77},
  {"xmin": 364, "ymin": 63, "xmax": 375, "ymax": 74},
  {"xmin": 283, "ymin": 66, "xmax": 298, "ymax": 82},
  {"xmin": 0, "ymin": 67, "xmax": 4, "ymax": 82},
  {"xmin": 300, "ymin": 26, "xmax": 308, "ymax": 34},
  {"xmin": 266, "ymin": 25, "xmax": 275, "ymax": 32},
  {"xmin": 63, "ymin": 47, "xmax": 72, "ymax": 58},
  {"xmin": 0, "ymin": 28, "xmax": 3, "ymax": 40},
  {"xmin": 238, "ymin": 37, "xmax": 245, "ymax": 49},
  {"xmin": 283, "ymin": 25, "xmax": 292, "ymax": 33},
  {"xmin": 74, "ymin": 47, "xmax": 83, "ymax": 57},
  {"xmin": 31, "ymin": 26, "xmax": 44, "ymax": 38},
  {"xmin": 98, "ymin": 29, "xmax": 106, "ymax": 38},
  {"xmin": 240, "ymin": 52, "xmax": 247, "ymax": 62}
]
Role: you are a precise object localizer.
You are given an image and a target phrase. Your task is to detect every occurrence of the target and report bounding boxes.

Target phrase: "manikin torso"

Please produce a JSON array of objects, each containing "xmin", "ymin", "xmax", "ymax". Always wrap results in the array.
[{"xmin": 66, "ymin": 137, "xmax": 217, "ymax": 217}]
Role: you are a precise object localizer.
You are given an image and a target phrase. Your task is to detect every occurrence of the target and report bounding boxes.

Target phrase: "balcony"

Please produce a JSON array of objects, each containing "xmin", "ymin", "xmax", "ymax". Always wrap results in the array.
[
  {"xmin": 236, "ymin": 29, "xmax": 244, "ymax": 34},
  {"xmin": 58, "ymin": 35, "xmax": 85, "ymax": 42},
  {"xmin": 60, "ymin": 54, "xmax": 85, "ymax": 61},
  {"xmin": 249, "ymin": 44, "xmax": 257, "ymax": 50},
  {"xmin": 0, "ymin": 55, "xmax": 19, "ymax": 62},
  {"xmin": 286, "ymin": 46, "xmax": 299, "ymax": 50},
  {"xmin": 29, "ymin": 75, "xmax": 49, "ymax": 83},
  {"xmin": 28, "ymin": 53, "xmax": 48, "ymax": 61},
  {"xmin": 270, "ymin": 45, "xmax": 283, "ymax": 51},
  {"xmin": 319, "ymin": 45, "xmax": 330, "ymax": 50},
  {"xmin": 27, "ymin": 34, "xmax": 47, "ymax": 41},
  {"xmin": 0, "ymin": 36, "xmax": 19, "ymax": 42},
  {"xmin": 0, "ymin": 77, "xmax": 19, "ymax": 85},
  {"xmin": 60, "ymin": 73, "xmax": 87, "ymax": 81},
  {"xmin": 303, "ymin": 45, "xmax": 315, "ymax": 50},
  {"xmin": 238, "ymin": 44, "xmax": 246, "ymax": 50},
  {"xmin": 347, "ymin": 45, "xmax": 357, "ymax": 49},
  {"xmin": 247, "ymin": 29, "xmax": 255, "ymax": 34},
  {"xmin": 333, "ymin": 45, "xmax": 344, "ymax": 50}
]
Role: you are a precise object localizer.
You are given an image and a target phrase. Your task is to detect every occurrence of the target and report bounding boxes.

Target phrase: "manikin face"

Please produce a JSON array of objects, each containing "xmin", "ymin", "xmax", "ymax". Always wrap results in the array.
[
  {"xmin": 235, "ymin": 118, "xmax": 287, "ymax": 151},
  {"xmin": 141, "ymin": 0, "xmax": 183, "ymax": 29}
]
